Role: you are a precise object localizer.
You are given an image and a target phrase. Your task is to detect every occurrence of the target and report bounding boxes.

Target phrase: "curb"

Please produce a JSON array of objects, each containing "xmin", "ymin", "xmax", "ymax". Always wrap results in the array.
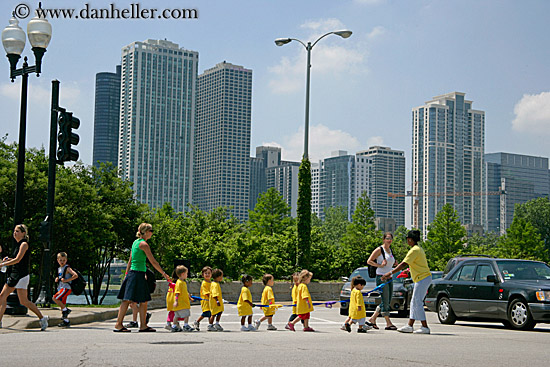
[{"xmin": 26, "ymin": 309, "xmax": 128, "ymax": 329}]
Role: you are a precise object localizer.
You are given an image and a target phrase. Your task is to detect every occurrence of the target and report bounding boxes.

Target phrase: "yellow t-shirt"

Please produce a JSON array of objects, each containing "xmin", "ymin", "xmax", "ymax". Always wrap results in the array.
[
  {"xmin": 403, "ymin": 245, "xmax": 431, "ymax": 283},
  {"xmin": 349, "ymin": 288, "xmax": 366, "ymax": 320},
  {"xmin": 166, "ymin": 282, "xmax": 176, "ymax": 311},
  {"xmin": 173, "ymin": 279, "xmax": 190, "ymax": 311},
  {"xmin": 291, "ymin": 284, "xmax": 298, "ymax": 314},
  {"xmin": 296, "ymin": 283, "xmax": 314, "ymax": 315},
  {"xmin": 261, "ymin": 285, "xmax": 276, "ymax": 316},
  {"xmin": 209, "ymin": 281, "xmax": 224, "ymax": 315},
  {"xmin": 237, "ymin": 286, "xmax": 253, "ymax": 316},
  {"xmin": 200, "ymin": 280, "xmax": 211, "ymax": 312}
]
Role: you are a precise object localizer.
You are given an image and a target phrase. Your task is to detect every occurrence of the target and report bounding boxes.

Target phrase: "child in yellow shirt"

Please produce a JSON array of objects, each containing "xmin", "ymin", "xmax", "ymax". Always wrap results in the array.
[
  {"xmin": 285, "ymin": 272, "xmax": 301, "ymax": 330},
  {"xmin": 286, "ymin": 270, "xmax": 315, "ymax": 332},
  {"xmin": 193, "ymin": 266, "xmax": 212, "ymax": 331},
  {"xmin": 345, "ymin": 276, "xmax": 368, "ymax": 333},
  {"xmin": 208, "ymin": 268, "xmax": 224, "ymax": 331},
  {"xmin": 171, "ymin": 265, "xmax": 195, "ymax": 332},
  {"xmin": 254, "ymin": 274, "xmax": 277, "ymax": 330},
  {"xmin": 237, "ymin": 274, "xmax": 256, "ymax": 331}
]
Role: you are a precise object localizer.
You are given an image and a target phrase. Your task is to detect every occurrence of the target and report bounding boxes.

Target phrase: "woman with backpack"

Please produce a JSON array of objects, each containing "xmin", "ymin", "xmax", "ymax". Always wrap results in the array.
[{"xmin": 366, "ymin": 232, "xmax": 397, "ymax": 330}]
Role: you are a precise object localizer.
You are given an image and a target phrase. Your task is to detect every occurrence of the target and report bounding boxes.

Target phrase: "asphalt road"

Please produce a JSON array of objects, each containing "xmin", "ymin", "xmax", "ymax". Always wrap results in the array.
[{"xmin": 1, "ymin": 304, "xmax": 549, "ymax": 366}]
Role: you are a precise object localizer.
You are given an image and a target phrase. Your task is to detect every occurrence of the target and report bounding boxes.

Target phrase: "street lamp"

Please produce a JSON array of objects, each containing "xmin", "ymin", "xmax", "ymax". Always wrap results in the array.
[
  {"xmin": 274, "ymin": 30, "xmax": 351, "ymax": 268},
  {"xmin": 2, "ymin": 8, "xmax": 52, "ymax": 228},
  {"xmin": 274, "ymin": 30, "xmax": 352, "ymax": 159}
]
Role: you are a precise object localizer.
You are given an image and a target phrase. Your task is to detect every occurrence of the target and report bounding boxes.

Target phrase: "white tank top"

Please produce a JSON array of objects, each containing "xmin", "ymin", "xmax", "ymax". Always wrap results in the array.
[{"xmin": 376, "ymin": 247, "xmax": 395, "ymax": 275}]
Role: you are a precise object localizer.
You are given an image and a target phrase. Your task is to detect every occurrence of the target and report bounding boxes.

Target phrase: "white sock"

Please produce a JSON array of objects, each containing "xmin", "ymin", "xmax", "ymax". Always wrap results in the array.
[
  {"xmin": 62, "ymin": 307, "xmax": 68, "ymax": 311},
  {"xmin": 64, "ymin": 318, "xmax": 69, "ymax": 322},
  {"xmin": 215, "ymin": 321, "xmax": 220, "ymax": 325},
  {"xmin": 184, "ymin": 322, "xmax": 189, "ymax": 327}
]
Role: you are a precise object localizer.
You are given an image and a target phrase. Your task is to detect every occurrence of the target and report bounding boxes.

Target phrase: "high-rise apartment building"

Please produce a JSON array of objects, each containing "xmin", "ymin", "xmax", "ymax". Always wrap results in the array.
[
  {"xmin": 485, "ymin": 152, "xmax": 549, "ymax": 234},
  {"xmin": 118, "ymin": 39, "xmax": 198, "ymax": 212},
  {"xmin": 357, "ymin": 146, "xmax": 406, "ymax": 227},
  {"xmin": 92, "ymin": 65, "xmax": 121, "ymax": 167},
  {"xmin": 412, "ymin": 92, "xmax": 485, "ymax": 236},
  {"xmin": 194, "ymin": 62, "xmax": 252, "ymax": 221}
]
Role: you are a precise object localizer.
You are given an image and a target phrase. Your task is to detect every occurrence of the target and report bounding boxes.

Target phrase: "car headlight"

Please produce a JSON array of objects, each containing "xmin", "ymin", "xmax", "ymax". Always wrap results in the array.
[
  {"xmin": 393, "ymin": 291, "xmax": 404, "ymax": 297},
  {"xmin": 536, "ymin": 291, "xmax": 550, "ymax": 301},
  {"xmin": 340, "ymin": 289, "xmax": 351, "ymax": 297}
]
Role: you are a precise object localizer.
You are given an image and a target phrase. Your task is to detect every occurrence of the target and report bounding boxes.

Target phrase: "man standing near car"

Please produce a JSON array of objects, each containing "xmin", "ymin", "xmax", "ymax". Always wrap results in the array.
[{"xmin": 382, "ymin": 230, "xmax": 431, "ymax": 334}]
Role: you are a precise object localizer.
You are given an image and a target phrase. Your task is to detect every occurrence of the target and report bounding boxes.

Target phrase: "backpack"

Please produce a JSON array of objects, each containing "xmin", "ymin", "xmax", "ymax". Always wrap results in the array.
[
  {"xmin": 368, "ymin": 246, "xmax": 386, "ymax": 278},
  {"xmin": 63, "ymin": 266, "xmax": 87, "ymax": 296}
]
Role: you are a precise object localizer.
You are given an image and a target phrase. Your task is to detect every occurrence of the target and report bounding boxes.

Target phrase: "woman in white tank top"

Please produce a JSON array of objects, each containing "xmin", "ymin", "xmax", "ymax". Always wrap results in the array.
[{"xmin": 366, "ymin": 232, "xmax": 397, "ymax": 330}]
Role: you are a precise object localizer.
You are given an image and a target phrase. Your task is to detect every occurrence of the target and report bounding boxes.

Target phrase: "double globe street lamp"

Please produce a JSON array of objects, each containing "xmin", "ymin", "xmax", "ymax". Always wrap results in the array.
[{"xmin": 2, "ymin": 9, "xmax": 52, "ymax": 228}]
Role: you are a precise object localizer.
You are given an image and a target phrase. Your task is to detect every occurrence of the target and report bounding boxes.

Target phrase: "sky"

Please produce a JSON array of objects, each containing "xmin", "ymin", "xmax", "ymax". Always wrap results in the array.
[{"xmin": 0, "ymin": 0, "xmax": 549, "ymax": 226}]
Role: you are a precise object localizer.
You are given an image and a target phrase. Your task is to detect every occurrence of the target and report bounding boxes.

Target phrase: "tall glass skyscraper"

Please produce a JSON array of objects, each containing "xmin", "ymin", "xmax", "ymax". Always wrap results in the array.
[
  {"xmin": 412, "ymin": 92, "xmax": 485, "ymax": 236},
  {"xmin": 92, "ymin": 65, "xmax": 121, "ymax": 167},
  {"xmin": 194, "ymin": 62, "xmax": 252, "ymax": 221},
  {"xmin": 118, "ymin": 39, "xmax": 198, "ymax": 212},
  {"xmin": 485, "ymin": 152, "xmax": 549, "ymax": 234}
]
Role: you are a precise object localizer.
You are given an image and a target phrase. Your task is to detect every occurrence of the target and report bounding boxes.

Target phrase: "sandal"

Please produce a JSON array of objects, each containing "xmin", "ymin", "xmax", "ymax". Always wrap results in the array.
[
  {"xmin": 113, "ymin": 327, "xmax": 131, "ymax": 332},
  {"xmin": 139, "ymin": 326, "xmax": 156, "ymax": 332},
  {"xmin": 385, "ymin": 325, "xmax": 397, "ymax": 330},
  {"xmin": 366, "ymin": 321, "xmax": 379, "ymax": 330}
]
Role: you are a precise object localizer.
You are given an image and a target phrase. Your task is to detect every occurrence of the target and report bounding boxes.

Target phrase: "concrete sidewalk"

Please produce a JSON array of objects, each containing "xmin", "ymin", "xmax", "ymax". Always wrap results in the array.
[{"xmin": 1, "ymin": 306, "xmax": 130, "ymax": 330}]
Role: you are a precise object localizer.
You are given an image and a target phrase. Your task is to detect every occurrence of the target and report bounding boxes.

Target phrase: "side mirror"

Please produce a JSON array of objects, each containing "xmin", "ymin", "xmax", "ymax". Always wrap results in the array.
[
  {"xmin": 340, "ymin": 276, "xmax": 349, "ymax": 282},
  {"xmin": 487, "ymin": 274, "xmax": 499, "ymax": 283},
  {"xmin": 403, "ymin": 279, "xmax": 413, "ymax": 286}
]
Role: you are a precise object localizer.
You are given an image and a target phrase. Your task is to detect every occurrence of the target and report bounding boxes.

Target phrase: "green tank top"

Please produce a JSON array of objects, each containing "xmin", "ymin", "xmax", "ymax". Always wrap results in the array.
[{"xmin": 130, "ymin": 239, "xmax": 147, "ymax": 272}]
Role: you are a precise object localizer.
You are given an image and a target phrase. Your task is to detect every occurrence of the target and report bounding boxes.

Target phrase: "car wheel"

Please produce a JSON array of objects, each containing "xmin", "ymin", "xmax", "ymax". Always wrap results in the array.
[
  {"xmin": 507, "ymin": 298, "xmax": 536, "ymax": 331},
  {"xmin": 437, "ymin": 297, "xmax": 456, "ymax": 324}
]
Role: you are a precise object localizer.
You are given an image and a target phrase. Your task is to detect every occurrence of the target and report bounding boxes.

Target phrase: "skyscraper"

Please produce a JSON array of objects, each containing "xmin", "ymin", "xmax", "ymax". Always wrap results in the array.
[
  {"xmin": 194, "ymin": 62, "xmax": 252, "ymax": 221},
  {"xmin": 118, "ymin": 39, "xmax": 198, "ymax": 212},
  {"xmin": 357, "ymin": 146, "xmax": 406, "ymax": 227},
  {"xmin": 92, "ymin": 65, "xmax": 121, "ymax": 167},
  {"xmin": 485, "ymin": 152, "xmax": 549, "ymax": 234},
  {"xmin": 412, "ymin": 92, "xmax": 485, "ymax": 236}
]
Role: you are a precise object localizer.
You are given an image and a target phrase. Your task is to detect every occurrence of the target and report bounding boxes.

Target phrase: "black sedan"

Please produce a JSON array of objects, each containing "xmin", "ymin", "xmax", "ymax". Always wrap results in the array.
[
  {"xmin": 339, "ymin": 267, "xmax": 409, "ymax": 317},
  {"xmin": 425, "ymin": 257, "xmax": 550, "ymax": 330}
]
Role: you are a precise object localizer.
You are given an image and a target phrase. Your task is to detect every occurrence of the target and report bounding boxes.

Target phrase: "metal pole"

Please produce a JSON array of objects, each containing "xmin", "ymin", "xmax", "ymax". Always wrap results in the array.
[
  {"xmin": 303, "ymin": 42, "xmax": 312, "ymax": 160},
  {"xmin": 36, "ymin": 80, "xmax": 59, "ymax": 306},
  {"xmin": 13, "ymin": 60, "xmax": 29, "ymax": 228}
]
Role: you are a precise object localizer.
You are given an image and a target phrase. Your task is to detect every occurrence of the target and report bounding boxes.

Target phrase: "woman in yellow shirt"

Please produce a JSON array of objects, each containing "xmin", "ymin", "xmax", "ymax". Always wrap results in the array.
[
  {"xmin": 382, "ymin": 230, "xmax": 432, "ymax": 334},
  {"xmin": 286, "ymin": 270, "xmax": 315, "ymax": 332}
]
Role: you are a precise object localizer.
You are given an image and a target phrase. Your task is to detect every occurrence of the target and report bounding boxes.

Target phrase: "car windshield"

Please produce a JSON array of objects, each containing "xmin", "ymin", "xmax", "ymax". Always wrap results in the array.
[
  {"xmin": 496, "ymin": 261, "xmax": 550, "ymax": 280},
  {"xmin": 348, "ymin": 269, "xmax": 403, "ymax": 282}
]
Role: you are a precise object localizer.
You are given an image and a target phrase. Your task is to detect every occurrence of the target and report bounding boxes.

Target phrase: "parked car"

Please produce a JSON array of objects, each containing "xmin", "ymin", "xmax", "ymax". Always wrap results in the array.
[
  {"xmin": 431, "ymin": 271, "xmax": 444, "ymax": 280},
  {"xmin": 339, "ymin": 267, "xmax": 409, "ymax": 317},
  {"xmin": 425, "ymin": 256, "xmax": 550, "ymax": 330}
]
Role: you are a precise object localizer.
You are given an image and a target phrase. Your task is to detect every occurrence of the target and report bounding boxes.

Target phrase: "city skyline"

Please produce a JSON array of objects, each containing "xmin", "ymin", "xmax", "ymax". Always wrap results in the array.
[{"xmin": 1, "ymin": 0, "xmax": 549, "ymax": 226}]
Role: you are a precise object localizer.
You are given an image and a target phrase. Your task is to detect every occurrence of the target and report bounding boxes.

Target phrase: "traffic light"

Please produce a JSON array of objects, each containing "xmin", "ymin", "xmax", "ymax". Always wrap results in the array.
[
  {"xmin": 39, "ymin": 220, "xmax": 50, "ymax": 242},
  {"xmin": 57, "ymin": 111, "xmax": 80, "ymax": 162}
]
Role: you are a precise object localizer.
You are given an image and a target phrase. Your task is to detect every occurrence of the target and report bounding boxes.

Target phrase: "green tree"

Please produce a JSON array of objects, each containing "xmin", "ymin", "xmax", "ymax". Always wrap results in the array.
[
  {"xmin": 248, "ymin": 188, "xmax": 292, "ymax": 236},
  {"xmin": 425, "ymin": 204, "xmax": 467, "ymax": 270},
  {"xmin": 296, "ymin": 158, "xmax": 311, "ymax": 269},
  {"xmin": 391, "ymin": 225, "xmax": 412, "ymax": 263},
  {"xmin": 321, "ymin": 206, "xmax": 349, "ymax": 247},
  {"xmin": 513, "ymin": 197, "xmax": 550, "ymax": 256},
  {"xmin": 496, "ymin": 217, "xmax": 546, "ymax": 261}
]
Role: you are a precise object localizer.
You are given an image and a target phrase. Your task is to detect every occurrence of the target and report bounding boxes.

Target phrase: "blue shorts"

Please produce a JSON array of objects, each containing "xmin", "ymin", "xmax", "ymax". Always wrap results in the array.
[{"xmin": 201, "ymin": 311, "xmax": 212, "ymax": 318}]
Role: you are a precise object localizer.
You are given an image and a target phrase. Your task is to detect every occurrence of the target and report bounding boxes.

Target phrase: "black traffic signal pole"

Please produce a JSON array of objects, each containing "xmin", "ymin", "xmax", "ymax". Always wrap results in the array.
[{"xmin": 36, "ymin": 80, "xmax": 59, "ymax": 306}]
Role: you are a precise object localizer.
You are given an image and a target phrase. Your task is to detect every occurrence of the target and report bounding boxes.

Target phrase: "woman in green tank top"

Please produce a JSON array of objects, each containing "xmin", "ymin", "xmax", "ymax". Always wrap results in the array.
[{"xmin": 114, "ymin": 223, "xmax": 171, "ymax": 332}]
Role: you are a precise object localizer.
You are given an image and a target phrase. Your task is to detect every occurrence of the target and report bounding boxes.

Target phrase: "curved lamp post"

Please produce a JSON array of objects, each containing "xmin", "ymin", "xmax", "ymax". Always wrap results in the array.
[
  {"xmin": 274, "ymin": 30, "xmax": 351, "ymax": 159},
  {"xmin": 2, "ymin": 9, "xmax": 52, "ymax": 228}
]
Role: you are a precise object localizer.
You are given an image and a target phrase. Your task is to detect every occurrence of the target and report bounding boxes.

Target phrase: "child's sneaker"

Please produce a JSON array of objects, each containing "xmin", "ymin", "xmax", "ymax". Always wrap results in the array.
[
  {"xmin": 164, "ymin": 323, "xmax": 172, "ymax": 331},
  {"xmin": 266, "ymin": 324, "xmax": 277, "ymax": 331},
  {"xmin": 207, "ymin": 324, "xmax": 216, "ymax": 332},
  {"xmin": 303, "ymin": 327, "xmax": 315, "ymax": 332},
  {"xmin": 248, "ymin": 325, "xmax": 257, "ymax": 331},
  {"xmin": 62, "ymin": 308, "xmax": 72, "ymax": 318},
  {"xmin": 397, "ymin": 325, "xmax": 414, "ymax": 333},
  {"xmin": 193, "ymin": 321, "xmax": 200, "ymax": 331},
  {"xmin": 171, "ymin": 325, "xmax": 182, "ymax": 332},
  {"xmin": 40, "ymin": 316, "xmax": 49, "ymax": 331},
  {"xmin": 340, "ymin": 324, "xmax": 347, "ymax": 331},
  {"xmin": 126, "ymin": 321, "xmax": 139, "ymax": 328},
  {"xmin": 357, "ymin": 328, "xmax": 367, "ymax": 333},
  {"xmin": 58, "ymin": 320, "xmax": 70, "ymax": 327},
  {"xmin": 214, "ymin": 323, "xmax": 223, "ymax": 331},
  {"xmin": 253, "ymin": 319, "xmax": 261, "ymax": 330},
  {"xmin": 413, "ymin": 326, "xmax": 430, "ymax": 334},
  {"xmin": 183, "ymin": 325, "xmax": 196, "ymax": 332},
  {"xmin": 240, "ymin": 325, "xmax": 250, "ymax": 331},
  {"xmin": 344, "ymin": 323, "xmax": 351, "ymax": 333},
  {"xmin": 286, "ymin": 323, "xmax": 295, "ymax": 332}
]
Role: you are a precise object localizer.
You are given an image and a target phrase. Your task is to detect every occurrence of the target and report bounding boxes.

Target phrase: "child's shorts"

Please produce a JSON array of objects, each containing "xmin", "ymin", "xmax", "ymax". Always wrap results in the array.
[
  {"xmin": 352, "ymin": 317, "xmax": 365, "ymax": 326},
  {"xmin": 211, "ymin": 311, "xmax": 222, "ymax": 317},
  {"xmin": 298, "ymin": 312, "xmax": 310, "ymax": 320},
  {"xmin": 201, "ymin": 310, "xmax": 212, "ymax": 318},
  {"xmin": 173, "ymin": 308, "xmax": 191, "ymax": 320},
  {"xmin": 53, "ymin": 288, "xmax": 72, "ymax": 304}
]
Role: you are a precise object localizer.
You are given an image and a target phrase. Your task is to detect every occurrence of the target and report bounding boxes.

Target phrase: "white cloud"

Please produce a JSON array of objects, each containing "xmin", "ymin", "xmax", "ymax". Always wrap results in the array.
[
  {"xmin": 268, "ymin": 18, "xmax": 368, "ymax": 95},
  {"xmin": 367, "ymin": 136, "xmax": 385, "ymax": 147},
  {"xmin": 512, "ymin": 92, "xmax": 550, "ymax": 134},
  {"xmin": 274, "ymin": 124, "xmax": 362, "ymax": 162},
  {"xmin": 366, "ymin": 26, "xmax": 386, "ymax": 40}
]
